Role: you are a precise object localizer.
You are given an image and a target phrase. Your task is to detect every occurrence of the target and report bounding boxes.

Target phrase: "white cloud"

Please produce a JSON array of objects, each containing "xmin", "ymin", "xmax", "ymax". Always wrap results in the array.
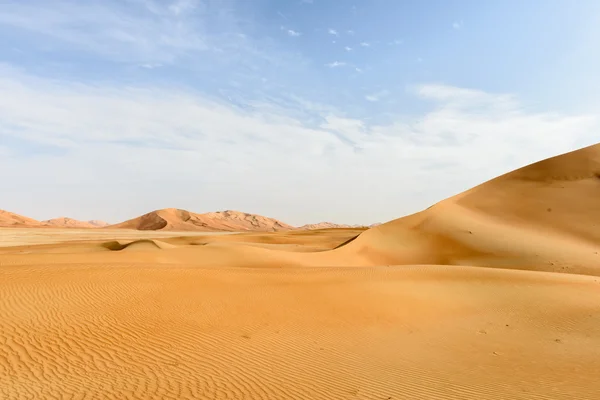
[
  {"xmin": 328, "ymin": 28, "xmax": 338, "ymax": 36},
  {"xmin": 325, "ymin": 61, "xmax": 346, "ymax": 68},
  {"xmin": 139, "ymin": 63, "xmax": 163, "ymax": 69},
  {"xmin": 360, "ymin": 42, "xmax": 370, "ymax": 47},
  {"xmin": 344, "ymin": 46, "xmax": 353, "ymax": 51},
  {"xmin": 452, "ymin": 20, "xmax": 463, "ymax": 29},
  {"xmin": 300, "ymin": 0, "xmax": 314, "ymax": 3},
  {"xmin": 365, "ymin": 90, "xmax": 390, "ymax": 102},
  {"xmin": 355, "ymin": 67, "xmax": 363, "ymax": 73},
  {"xmin": 389, "ymin": 39, "xmax": 403, "ymax": 45},
  {"xmin": 346, "ymin": 30, "xmax": 355, "ymax": 35},
  {"xmin": 1, "ymin": 68, "xmax": 598, "ymax": 225},
  {"xmin": 287, "ymin": 29, "xmax": 301, "ymax": 37}
]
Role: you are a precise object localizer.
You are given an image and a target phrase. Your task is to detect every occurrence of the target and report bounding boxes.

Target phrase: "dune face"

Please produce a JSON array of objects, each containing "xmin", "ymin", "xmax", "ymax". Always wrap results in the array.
[
  {"xmin": 337, "ymin": 143, "xmax": 600, "ymax": 276},
  {"xmin": 109, "ymin": 208, "xmax": 294, "ymax": 232},
  {"xmin": 2, "ymin": 144, "xmax": 600, "ymax": 399},
  {"xmin": 0, "ymin": 209, "xmax": 42, "ymax": 227}
]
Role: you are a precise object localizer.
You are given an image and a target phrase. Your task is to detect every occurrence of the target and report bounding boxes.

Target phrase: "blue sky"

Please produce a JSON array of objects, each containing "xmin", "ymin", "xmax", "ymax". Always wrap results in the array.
[{"xmin": 1, "ymin": 0, "xmax": 599, "ymax": 225}]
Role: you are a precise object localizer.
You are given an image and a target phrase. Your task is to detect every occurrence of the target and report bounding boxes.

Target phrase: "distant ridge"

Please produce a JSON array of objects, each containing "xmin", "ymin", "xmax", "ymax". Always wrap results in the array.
[
  {"xmin": 108, "ymin": 208, "xmax": 295, "ymax": 232},
  {"xmin": 297, "ymin": 222, "xmax": 374, "ymax": 230},
  {"xmin": 42, "ymin": 217, "xmax": 109, "ymax": 229},
  {"xmin": 1, "ymin": 208, "xmax": 378, "ymax": 232}
]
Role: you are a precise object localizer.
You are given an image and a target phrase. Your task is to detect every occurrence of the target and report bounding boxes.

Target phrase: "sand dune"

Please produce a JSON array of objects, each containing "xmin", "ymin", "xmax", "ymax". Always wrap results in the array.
[
  {"xmin": 2, "ymin": 143, "xmax": 600, "ymax": 399},
  {"xmin": 333, "ymin": 143, "xmax": 600, "ymax": 276},
  {"xmin": 108, "ymin": 208, "xmax": 294, "ymax": 232},
  {"xmin": 0, "ymin": 209, "xmax": 42, "ymax": 227}
]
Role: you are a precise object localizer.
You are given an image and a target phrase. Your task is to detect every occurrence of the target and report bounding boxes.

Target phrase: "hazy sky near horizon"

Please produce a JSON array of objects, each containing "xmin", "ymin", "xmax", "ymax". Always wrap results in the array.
[{"xmin": 1, "ymin": 0, "xmax": 600, "ymax": 225}]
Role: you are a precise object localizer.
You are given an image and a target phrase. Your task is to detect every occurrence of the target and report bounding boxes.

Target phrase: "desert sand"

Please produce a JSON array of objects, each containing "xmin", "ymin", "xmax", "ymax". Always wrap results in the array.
[{"xmin": 2, "ymin": 144, "xmax": 600, "ymax": 399}]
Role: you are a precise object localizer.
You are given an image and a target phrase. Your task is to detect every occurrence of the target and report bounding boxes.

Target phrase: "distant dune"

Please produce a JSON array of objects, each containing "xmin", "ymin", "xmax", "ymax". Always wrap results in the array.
[
  {"xmin": 0, "ymin": 209, "xmax": 42, "ymax": 227},
  {"xmin": 42, "ymin": 217, "xmax": 108, "ymax": 229},
  {"xmin": 297, "ymin": 222, "xmax": 355, "ymax": 230},
  {"xmin": 87, "ymin": 220, "xmax": 109, "ymax": 227},
  {"xmin": 0, "ymin": 208, "xmax": 379, "ymax": 232},
  {"xmin": 297, "ymin": 222, "xmax": 378, "ymax": 230},
  {"xmin": 108, "ymin": 208, "xmax": 294, "ymax": 232}
]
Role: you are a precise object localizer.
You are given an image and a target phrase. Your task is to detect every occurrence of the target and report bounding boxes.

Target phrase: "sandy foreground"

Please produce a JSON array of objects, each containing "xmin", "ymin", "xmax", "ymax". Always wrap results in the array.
[{"xmin": 0, "ymin": 226, "xmax": 599, "ymax": 400}]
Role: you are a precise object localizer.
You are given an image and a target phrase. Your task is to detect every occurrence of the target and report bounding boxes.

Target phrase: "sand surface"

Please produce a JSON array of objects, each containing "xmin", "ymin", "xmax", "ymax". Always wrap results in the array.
[{"xmin": 2, "ymin": 144, "xmax": 600, "ymax": 399}]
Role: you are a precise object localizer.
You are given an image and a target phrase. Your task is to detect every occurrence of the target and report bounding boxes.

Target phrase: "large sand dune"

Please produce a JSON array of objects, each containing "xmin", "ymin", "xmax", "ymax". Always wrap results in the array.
[{"xmin": 2, "ymin": 144, "xmax": 600, "ymax": 399}]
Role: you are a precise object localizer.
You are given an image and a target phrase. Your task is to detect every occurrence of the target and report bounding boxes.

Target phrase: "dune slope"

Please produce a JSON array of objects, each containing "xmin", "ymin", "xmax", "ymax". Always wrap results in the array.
[
  {"xmin": 0, "ymin": 210, "xmax": 42, "ymax": 228},
  {"xmin": 337, "ymin": 143, "xmax": 600, "ymax": 276}
]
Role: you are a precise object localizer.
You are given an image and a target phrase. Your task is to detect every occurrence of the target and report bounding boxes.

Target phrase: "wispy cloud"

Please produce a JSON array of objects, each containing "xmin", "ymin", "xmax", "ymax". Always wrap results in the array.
[
  {"xmin": 360, "ymin": 42, "xmax": 370, "ymax": 47},
  {"xmin": 328, "ymin": 28, "xmax": 339, "ymax": 36},
  {"xmin": 168, "ymin": 0, "xmax": 199, "ymax": 16},
  {"xmin": 287, "ymin": 29, "xmax": 301, "ymax": 37},
  {"xmin": 344, "ymin": 46, "xmax": 353, "ymax": 51},
  {"xmin": 346, "ymin": 30, "xmax": 354, "ymax": 35},
  {"xmin": 325, "ymin": 61, "xmax": 346, "ymax": 68},
  {"xmin": 389, "ymin": 39, "xmax": 403, "ymax": 45},
  {"xmin": 0, "ymin": 1, "xmax": 210, "ymax": 64},
  {"xmin": 365, "ymin": 90, "xmax": 390, "ymax": 102},
  {"xmin": 2, "ymin": 67, "xmax": 597, "ymax": 224},
  {"xmin": 139, "ymin": 63, "xmax": 163, "ymax": 69},
  {"xmin": 452, "ymin": 20, "xmax": 463, "ymax": 30}
]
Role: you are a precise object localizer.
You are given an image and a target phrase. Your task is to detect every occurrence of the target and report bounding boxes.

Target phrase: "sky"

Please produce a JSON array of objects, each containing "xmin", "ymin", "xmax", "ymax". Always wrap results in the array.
[{"xmin": 1, "ymin": 0, "xmax": 600, "ymax": 225}]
